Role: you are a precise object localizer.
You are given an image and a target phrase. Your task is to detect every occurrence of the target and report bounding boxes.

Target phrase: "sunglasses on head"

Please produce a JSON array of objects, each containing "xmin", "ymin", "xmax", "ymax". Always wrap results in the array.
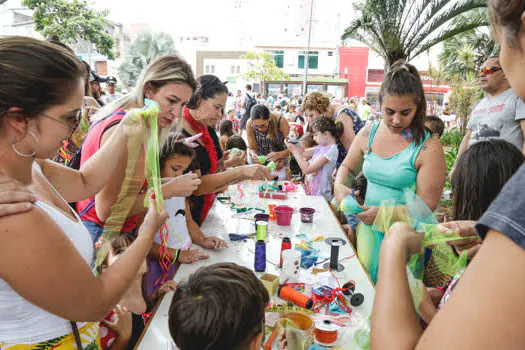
[{"xmin": 479, "ymin": 66, "xmax": 502, "ymax": 75}]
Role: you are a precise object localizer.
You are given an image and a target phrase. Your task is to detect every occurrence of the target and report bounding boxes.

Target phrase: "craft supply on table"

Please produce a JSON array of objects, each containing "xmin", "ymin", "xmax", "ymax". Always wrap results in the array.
[
  {"xmin": 324, "ymin": 238, "xmax": 346, "ymax": 272},
  {"xmin": 342, "ymin": 281, "xmax": 365, "ymax": 307},
  {"xmin": 255, "ymin": 240, "xmax": 267, "ymax": 272},
  {"xmin": 299, "ymin": 207, "xmax": 316, "ymax": 223},
  {"xmin": 300, "ymin": 249, "xmax": 319, "ymax": 269},
  {"xmin": 275, "ymin": 205, "xmax": 294, "ymax": 226},
  {"xmin": 256, "ymin": 221, "xmax": 268, "ymax": 241},
  {"xmin": 279, "ymin": 286, "xmax": 314, "ymax": 309},
  {"xmin": 314, "ymin": 319, "xmax": 339, "ymax": 346},
  {"xmin": 280, "ymin": 237, "xmax": 292, "ymax": 266},
  {"xmin": 228, "ymin": 233, "xmax": 255, "ymax": 242},
  {"xmin": 281, "ymin": 249, "xmax": 301, "ymax": 283},
  {"xmin": 268, "ymin": 204, "xmax": 277, "ymax": 220},
  {"xmin": 259, "ymin": 190, "xmax": 288, "ymax": 200},
  {"xmin": 260, "ymin": 273, "xmax": 280, "ymax": 297},
  {"xmin": 267, "ymin": 161, "xmax": 276, "ymax": 171},
  {"xmin": 258, "ymin": 155, "xmax": 267, "ymax": 164}
]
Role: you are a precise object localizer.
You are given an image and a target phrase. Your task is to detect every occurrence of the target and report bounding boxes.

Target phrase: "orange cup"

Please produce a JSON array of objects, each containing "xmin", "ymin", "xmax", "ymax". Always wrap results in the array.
[{"xmin": 268, "ymin": 204, "xmax": 277, "ymax": 221}]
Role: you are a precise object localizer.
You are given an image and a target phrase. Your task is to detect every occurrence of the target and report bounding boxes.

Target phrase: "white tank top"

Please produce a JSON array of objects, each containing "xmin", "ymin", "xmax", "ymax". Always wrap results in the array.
[
  {"xmin": 154, "ymin": 196, "xmax": 192, "ymax": 250},
  {"xmin": 0, "ymin": 163, "xmax": 93, "ymax": 344}
]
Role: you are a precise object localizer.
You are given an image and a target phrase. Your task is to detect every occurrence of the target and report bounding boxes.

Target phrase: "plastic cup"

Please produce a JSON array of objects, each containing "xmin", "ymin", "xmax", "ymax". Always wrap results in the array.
[
  {"xmin": 299, "ymin": 207, "xmax": 315, "ymax": 223},
  {"xmin": 274, "ymin": 205, "xmax": 294, "ymax": 226}
]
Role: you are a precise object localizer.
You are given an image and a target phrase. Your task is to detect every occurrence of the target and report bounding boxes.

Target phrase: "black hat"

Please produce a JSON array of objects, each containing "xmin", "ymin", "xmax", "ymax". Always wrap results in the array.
[
  {"xmin": 106, "ymin": 76, "xmax": 117, "ymax": 84},
  {"xmin": 89, "ymin": 70, "xmax": 107, "ymax": 83}
]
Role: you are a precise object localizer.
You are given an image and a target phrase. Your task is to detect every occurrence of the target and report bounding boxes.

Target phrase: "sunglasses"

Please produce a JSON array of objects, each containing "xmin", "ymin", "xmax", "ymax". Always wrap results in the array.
[
  {"xmin": 252, "ymin": 120, "xmax": 269, "ymax": 130},
  {"xmin": 41, "ymin": 108, "xmax": 83, "ymax": 136},
  {"xmin": 479, "ymin": 66, "xmax": 502, "ymax": 76}
]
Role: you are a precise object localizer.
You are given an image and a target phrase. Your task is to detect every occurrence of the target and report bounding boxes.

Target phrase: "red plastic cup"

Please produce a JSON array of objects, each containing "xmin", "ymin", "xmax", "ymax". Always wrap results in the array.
[
  {"xmin": 299, "ymin": 207, "xmax": 315, "ymax": 223},
  {"xmin": 274, "ymin": 206, "xmax": 294, "ymax": 226}
]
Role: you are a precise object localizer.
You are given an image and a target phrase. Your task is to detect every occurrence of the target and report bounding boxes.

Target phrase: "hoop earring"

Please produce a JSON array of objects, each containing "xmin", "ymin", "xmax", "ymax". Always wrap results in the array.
[{"xmin": 12, "ymin": 130, "xmax": 39, "ymax": 158}]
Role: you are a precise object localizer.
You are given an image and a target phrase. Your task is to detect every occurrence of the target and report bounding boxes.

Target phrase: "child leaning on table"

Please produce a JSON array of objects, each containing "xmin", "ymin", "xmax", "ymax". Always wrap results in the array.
[
  {"xmin": 169, "ymin": 263, "xmax": 270, "ymax": 350},
  {"xmin": 97, "ymin": 235, "xmax": 177, "ymax": 349},
  {"xmin": 143, "ymin": 133, "xmax": 227, "ymax": 300}
]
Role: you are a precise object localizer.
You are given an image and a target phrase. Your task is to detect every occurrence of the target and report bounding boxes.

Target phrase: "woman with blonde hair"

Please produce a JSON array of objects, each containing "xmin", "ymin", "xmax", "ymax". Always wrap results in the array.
[{"xmin": 78, "ymin": 55, "xmax": 202, "ymax": 244}]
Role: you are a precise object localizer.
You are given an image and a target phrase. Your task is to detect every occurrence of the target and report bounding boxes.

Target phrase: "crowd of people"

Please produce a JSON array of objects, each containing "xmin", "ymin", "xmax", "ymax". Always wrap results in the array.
[{"xmin": 2, "ymin": 0, "xmax": 525, "ymax": 348}]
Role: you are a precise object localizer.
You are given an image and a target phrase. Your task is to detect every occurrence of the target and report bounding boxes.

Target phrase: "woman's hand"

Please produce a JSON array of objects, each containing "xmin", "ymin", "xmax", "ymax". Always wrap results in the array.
[
  {"xmin": 223, "ymin": 150, "xmax": 247, "ymax": 168},
  {"xmin": 0, "ymin": 175, "xmax": 36, "ymax": 217},
  {"xmin": 356, "ymin": 205, "xmax": 379, "ymax": 225},
  {"xmin": 162, "ymin": 172, "xmax": 202, "ymax": 198},
  {"xmin": 437, "ymin": 220, "xmax": 482, "ymax": 259},
  {"xmin": 200, "ymin": 236, "xmax": 227, "ymax": 249},
  {"xmin": 385, "ymin": 222, "xmax": 424, "ymax": 258},
  {"xmin": 102, "ymin": 304, "xmax": 132, "ymax": 340},
  {"xmin": 119, "ymin": 108, "xmax": 149, "ymax": 139},
  {"xmin": 139, "ymin": 193, "xmax": 169, "ymax": 240},
  {"xmin": 178, "ymin": 249, "xmax": 210, "ymax": 263},
  {"xmin": 241, "ymin": 165, "xmax": 272, "ymax": 180},
  {"xmin": 249, "ymin": 150, "xmax": 260, "ymax": 164}
]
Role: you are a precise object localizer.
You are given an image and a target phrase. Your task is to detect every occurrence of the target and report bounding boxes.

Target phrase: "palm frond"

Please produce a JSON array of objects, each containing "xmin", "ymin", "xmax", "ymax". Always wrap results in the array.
[{"xmin": 407, "ymin": 0, "xmax": 487, "ymax": 55}]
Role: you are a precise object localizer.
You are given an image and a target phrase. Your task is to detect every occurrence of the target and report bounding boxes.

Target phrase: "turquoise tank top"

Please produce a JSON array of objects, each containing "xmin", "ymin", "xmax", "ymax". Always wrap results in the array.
[{"xmin": 362, "ymin": 122, "xmax": 430, "ymax": 207}]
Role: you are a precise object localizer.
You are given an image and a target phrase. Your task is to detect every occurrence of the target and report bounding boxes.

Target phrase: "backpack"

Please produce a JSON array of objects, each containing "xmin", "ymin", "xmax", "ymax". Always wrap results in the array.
[
  {"xmin": 337, "ymin": 108, "xmax": 365, "ymax": 135},
  {"xmin": 240, "ymin": 93, "xmax": 257, "ymax": 129}
]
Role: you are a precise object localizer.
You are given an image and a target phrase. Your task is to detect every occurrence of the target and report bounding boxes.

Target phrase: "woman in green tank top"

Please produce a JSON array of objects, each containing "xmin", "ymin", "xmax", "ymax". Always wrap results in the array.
[{"xmin": 334, "ymin": 61, "xmax": 446, "ymax": 283}]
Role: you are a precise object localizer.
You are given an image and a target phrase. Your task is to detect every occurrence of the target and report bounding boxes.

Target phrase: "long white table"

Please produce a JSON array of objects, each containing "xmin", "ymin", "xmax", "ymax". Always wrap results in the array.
[{"xmin": 137, "ymin": 182, "xmax": 375, "ymax": 349}]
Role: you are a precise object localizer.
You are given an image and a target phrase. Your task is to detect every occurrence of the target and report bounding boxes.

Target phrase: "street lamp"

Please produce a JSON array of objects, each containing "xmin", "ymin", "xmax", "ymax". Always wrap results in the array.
[{"xmin": 303, "ymin": 0, "xmax": 314, "ymax": 96}]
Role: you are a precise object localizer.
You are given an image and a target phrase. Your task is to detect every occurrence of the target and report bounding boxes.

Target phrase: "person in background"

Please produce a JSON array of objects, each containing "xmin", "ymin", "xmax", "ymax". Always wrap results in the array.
[
  {"xmin": 285, "ymin": 104, "xmax": 296, "ymax": 122},
  {"xmin": 453, "ymin": 56, "xmax": 525, "ymax": 177},
  {"xmin": 287, "ymin": 116, "xmax": 343, "ymax": 201},
  {"xmin": 225, "ymin": 91, "xmax": 236, "ymax": 114},
  {"xmin": 240, "ymin": 84, "xmax": 256, "ymax": 131},
  {"xmin": 225, "ymin": 135, "xmax": 248, "ymax": 166},
  {"xmin": 219, "ymin": 119, "xmax": 234, "ymax": 151},
  {"xmin": 247, "ymin": 104, "xmax": 290, "ymax": 163},
  {"xmin": 425, "ymin": 115, "xmax": 445, "ymax": 139},
  {"xmin": 89, "ymin": 70, "xmax": 106, "ymax": 106},
  {"xmin": 357, "ymin": 97, "xmax": 372, "ymax": 120},
  {"xmin": 102, "ymin": 76, "xmax": 123, "ymax": 105},
  {"xmin": 169, "ymin": 263, "xmax": 269, "ymax": 350},
  {"xmin": 271, "ymin": 158, "xmax": 292, "ymax": 181}
]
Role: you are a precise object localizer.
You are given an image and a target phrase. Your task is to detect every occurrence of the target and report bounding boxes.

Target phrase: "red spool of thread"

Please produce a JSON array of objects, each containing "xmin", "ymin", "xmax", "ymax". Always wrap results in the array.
[
  {"xmin": 314, "ymin": 320, "xmax": 339, "ymax": 345},
  {"xmin": 280, "ymin": 237, "xmax": 292, "ymax": 266},
  {"xmin": 278, "ymin": 286, "xmax": 313, "ymax": 309}
]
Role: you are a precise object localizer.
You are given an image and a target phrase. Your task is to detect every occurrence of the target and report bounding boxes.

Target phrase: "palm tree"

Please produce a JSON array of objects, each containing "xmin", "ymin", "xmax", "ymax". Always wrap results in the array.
[
  {"xmin": 118, "ymin": 31, "xmax": 178, "ymax": 88},
  {"xmin": 342, "ymin": 0, "xmax": 488, "ymax": 69},
  {"xmin": 439, "ymin": 28, "xmax": 499, "ymax": 80}
]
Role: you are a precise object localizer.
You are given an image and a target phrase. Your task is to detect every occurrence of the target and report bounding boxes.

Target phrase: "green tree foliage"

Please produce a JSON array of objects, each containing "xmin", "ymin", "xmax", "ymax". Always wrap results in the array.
[
  {"xmin": 439, "ymin": 28, "xmax": 499, "ymax": 80},
  {"xmin": 23, "ymin": 0, "xmax": 114, "ymax": 59},
  {"xmin": 342, "ymin": 0, "xmax": 488, "ymax": 69},
  {"xmin": 117, "ymin": 31, "xmax": 178, "ymax": 89},
  {"xmin": 240, "ymin": 52, "xmax": 290, "ymax": 82}
]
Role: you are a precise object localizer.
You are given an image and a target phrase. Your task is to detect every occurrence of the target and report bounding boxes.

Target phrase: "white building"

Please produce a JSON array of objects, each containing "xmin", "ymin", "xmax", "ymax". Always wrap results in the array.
[{"xmin": 0, "ymin": 0, "xmax": 38, "ymax": 38}]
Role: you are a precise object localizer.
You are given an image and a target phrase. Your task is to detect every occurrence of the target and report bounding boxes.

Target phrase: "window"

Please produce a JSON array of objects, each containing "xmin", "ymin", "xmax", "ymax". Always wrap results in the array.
[
  {"xmin": 328, "ymin": 51, "xmax": 333, "ymax": 56},
  {"xmin": 205, "ymin": 65, "xmax": 210, "ymax": 73},
  {"xmin": 211, "ymin": 65, "xmax": 216, "ymax": 74},
  {"xmin": 298, "ymin": 51, "xmax": 319, "ymax": 69},
  {"xmin": 230, "ymin": 65, "xmax": 236, "ymax": 74},
  {"xmin": 267, "ymin": 50, "xmax": 284, "ymax": 68},
  {"xmin": 236, "ymin": 66, "xmax": 241, "ymax": 74}
]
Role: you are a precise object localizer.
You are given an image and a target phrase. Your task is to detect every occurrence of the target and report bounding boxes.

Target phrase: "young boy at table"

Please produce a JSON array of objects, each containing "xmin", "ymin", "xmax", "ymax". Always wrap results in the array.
[{"xmin": 169, "ymin": 263, "xmax": 269, "ymax": 350}]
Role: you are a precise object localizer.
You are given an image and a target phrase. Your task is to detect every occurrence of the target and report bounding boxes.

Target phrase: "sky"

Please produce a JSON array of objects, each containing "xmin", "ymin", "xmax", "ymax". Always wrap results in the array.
[{"xmin": 90, "ymin": 0, "xmax": 227, "ymax": 37}]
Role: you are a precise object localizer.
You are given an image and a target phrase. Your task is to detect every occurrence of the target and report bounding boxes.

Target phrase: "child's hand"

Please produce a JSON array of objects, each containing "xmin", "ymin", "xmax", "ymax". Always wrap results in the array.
[
  {"xmin": 201, "ymin": 236, "xmax": 227, "ymax": 249},
  {"xmin": 179, "ymin": 249, "xmax": 209, "ymax": 263},
  {"xmin": 284, "ymin": 139, "xmax": 298, "ymax": 151},
  {"xmin": 355, "ymin": 205, "xmax": 379, "ymax": 225},
  {"xmin": 163, "ymin": 172, "xmax": 202, "ymax": 198},
  {"xmin": 151, "ymin": 280, "xmax": 178, "ymax": 302},
  {"xmin": 102, "ymin": 304, "xmax": 132, "ymax": 340},
  {"xmin": 139, "ymin": 193, "xmax": 169, "ymax": 240}
]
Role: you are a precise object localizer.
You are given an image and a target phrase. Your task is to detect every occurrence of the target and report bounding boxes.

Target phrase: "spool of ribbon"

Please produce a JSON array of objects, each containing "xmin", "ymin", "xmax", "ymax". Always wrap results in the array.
[{"xmin": 254, "ymin": 240, "xmax": 267, "ymax": 272}]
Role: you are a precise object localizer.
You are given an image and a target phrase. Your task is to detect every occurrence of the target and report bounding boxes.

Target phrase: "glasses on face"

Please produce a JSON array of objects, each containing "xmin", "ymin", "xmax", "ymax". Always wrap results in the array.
[
  {"xmin": 41, "ymin": 108, "xmax": 83, "ymax": 136},
  {"xmin": 479, "ymin": 66, "xmax": 502, "ymax": 76},
  {"xmin": 253, "ymin": 120, "xmax": 269, "ymax": 130}
]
